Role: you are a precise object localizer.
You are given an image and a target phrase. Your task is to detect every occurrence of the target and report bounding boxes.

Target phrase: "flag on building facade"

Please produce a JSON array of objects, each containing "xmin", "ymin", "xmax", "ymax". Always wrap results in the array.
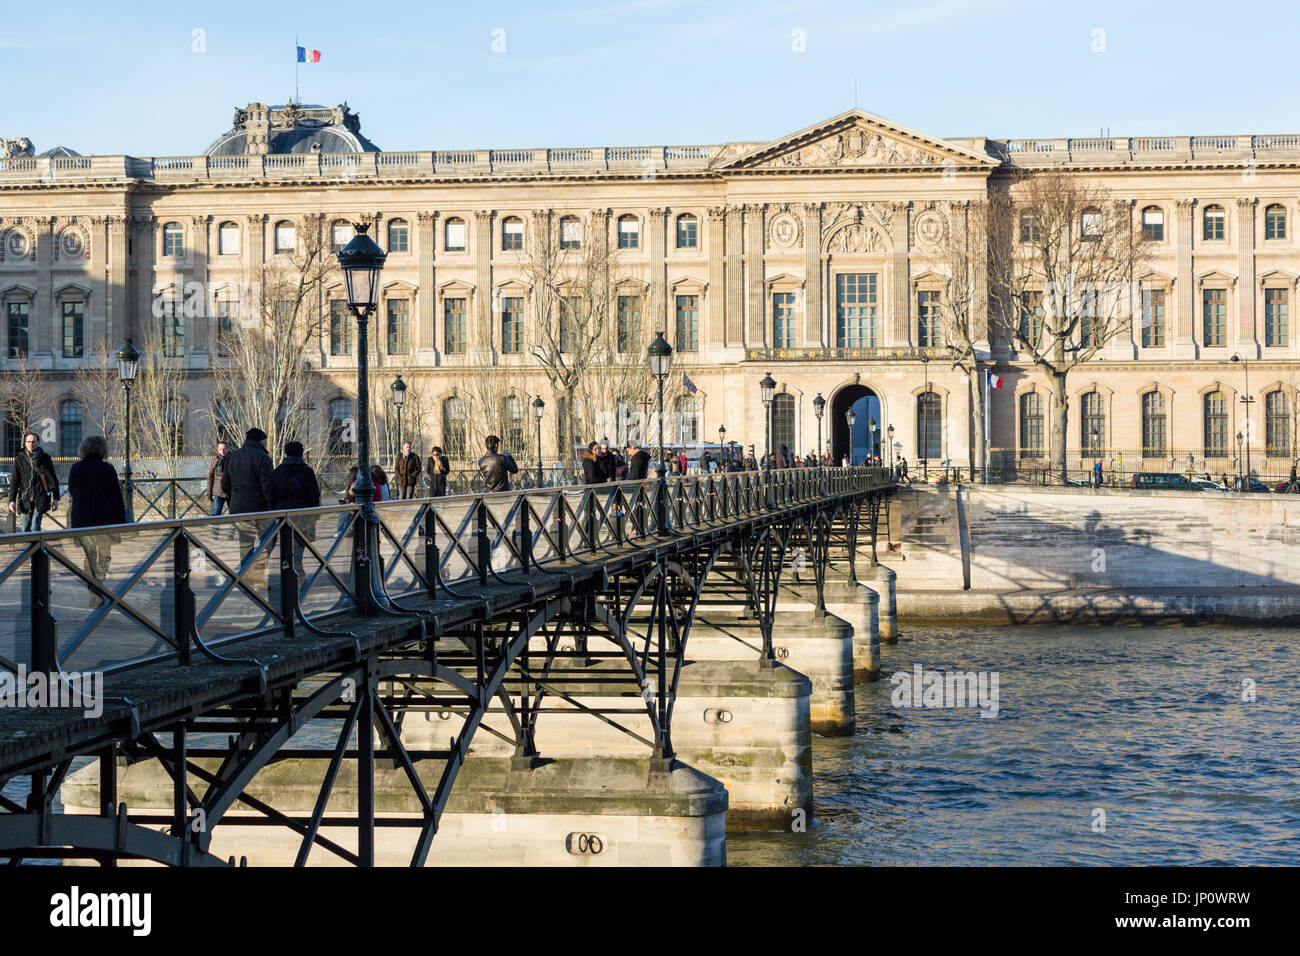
[
  {"xmin": 987, "ymin": 370, "xmax": 1004, "ymax": 390},
  {"xmin": 296, "ymin": 45, "xmax": 322, "ymax": 63},
  {"xmin": 682, "ymin": 372, "xmax": 698, "ymax": 395}
]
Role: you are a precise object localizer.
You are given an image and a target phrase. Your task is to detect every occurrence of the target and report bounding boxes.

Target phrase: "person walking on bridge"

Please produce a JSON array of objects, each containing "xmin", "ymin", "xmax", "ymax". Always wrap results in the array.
[
  {"xmin": 394, "ymin": 441, "xmax": 422, "ymax": 499},
  {"xmin": 207, "ymin": 440, "xmax": 230, "ymax": 516},
  {"xmin": 270, "ymin": 441, "xmax": 321, "ymax": 576},
  {"xmin": 221, "ymin": 427, "xmax": 274, "ymax": 587},
  {"xmin": 67, "ymin": 435, "xmax": 127, "ymax": 607},
  {"xmin": 478, "ymin": 435, "xmax": 518, "ymax": 493},
  {"xmin": 8, "ymin": 430, "xmax": 59, "ymax": 533},
  {"xmin": 427, "ymin": 446, "xmax": 449, "ymax": 498}
]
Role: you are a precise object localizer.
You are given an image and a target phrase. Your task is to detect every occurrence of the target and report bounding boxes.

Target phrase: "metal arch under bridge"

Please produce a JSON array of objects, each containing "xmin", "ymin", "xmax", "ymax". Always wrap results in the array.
[{"xmin": 0, "ymin": 468, "xmax": 894, "ymax": 867}]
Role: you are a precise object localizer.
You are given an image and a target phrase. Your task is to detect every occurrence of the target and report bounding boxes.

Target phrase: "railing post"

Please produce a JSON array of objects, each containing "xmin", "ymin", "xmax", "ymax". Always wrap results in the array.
[
  {"xmin": 556, "ymin": 499, "xmax": 567, "ymax": 560},
  {"xmin": 585, "ymin": 491, "xmax": 598, "ymax": 553},
  {"xmin": 168, "ymin": 480, "xmax": 177, "ymax": 520},
  {"xmin": 423, "ymin": 510, "xmax": 439, "ymax": 598},
  {"xmin": 477, "ymin": 501, "xmax": 490, "ymax": 586},
  {"xmin": 173, "ymin": 533, "xmax": 195, "ymax": 664},
  {"xmin": 520, "ymin": 499, "xmax": 533, "ymax": 573},
  {"xmin": 278, "ymin": 523, "xmax": 296, "ymax": 641},
  {"xmin": 30, "ymin": 547, "xmax": 56, "ymax": 675}
]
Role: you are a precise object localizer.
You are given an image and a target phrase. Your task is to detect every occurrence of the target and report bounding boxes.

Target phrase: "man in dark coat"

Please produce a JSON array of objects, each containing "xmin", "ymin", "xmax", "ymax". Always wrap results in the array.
[
  {"xmin": 8, "ymin": 430, "xmax": 60, "ymax": 532},
  {"xmin": 595, "ymin": 441, "xmax": 616, "ymax": 482},
  {"xmin": 67, "ymin": 434, "xmax": 127, "ymax": 605},
  {"xmin": 206, "ymin": 440, "xmax": 230, "ymax": 515},
  {"xmin": 478, "ymin": 435, "xmax": 518, "ymax": 493},
  {"xmin": 270, "ymin": 441, "xmax": 321, "ymax": 574},
  {"xmin": 427, "ymin": 446, "xmax": 449, "ymax": 497},
  {"xmin": 221, "ymin": 428, "xmax": 274, "ymax": 585},
  {"xmin": 394, "ymin": 441, "xmax": 422, "ymax": 499},
  {"xmin": 581, "ymin": 442, "xmax": 602, "ymax": 484},
  {"xmin": 625, "ymin": 442, "xmax": 650, "ymax": 481}
]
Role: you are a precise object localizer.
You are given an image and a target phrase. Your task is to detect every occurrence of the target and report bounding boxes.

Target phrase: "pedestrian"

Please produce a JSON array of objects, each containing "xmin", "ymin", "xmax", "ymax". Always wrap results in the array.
[
  {"xmin": 270, "ymin": 440, "xmax": 321, "ymax": 575},
  {"xmin": 478, "ymin": 434, "xmax": 518, "ymax": 493},
  {"xmin": 221, "ymin": 427, "xmax": 274, "ymax": 586},
  {"xmin": 337, "ymin": 465, "xmax": 359, "ymax": 538},
  {"xmin": 581, "ymin": 441, "xmax": 602, "ymax": 484},
  {"xmin": 427, "ymin": 445, "xmax": 449, "ymax": 498},
  {"xmin": 207, "ymin": 440, "xmax": 230, "ymax": 516},
  {"xmin": 595, "ymin": 440, "xmax": 615, "ymax": 482},
  {"xmin": 626, "ymin": 441, "xmax": 650, "ymax": 480},
  {"xmin": 67, "ymin": 435, "xmax": 127, "ymax": 607},
  {"xmin": 701, "ymin": 451, "xmax": 713, "ymax": 474},
  {"xmin": 394, "ymin": 441, "xmax": 422, "ymax": 499},
  {"xmin": 370, "ymin": 464, "xmax": 390, "ymax": 502},
  {"xmin": 8, "ymin": 430, "xmax": 60, "ymax": 532},
  {"xmin": 1094, "ymin": 459, "xmax": 1103, "ymax": 488},
  {"xmin": 677, "ymin": 449, "xmax": 688, "ymax": 475},
  {"xmin": 779, "ymin": 443, "xmax": 791, "ymax": 469}
]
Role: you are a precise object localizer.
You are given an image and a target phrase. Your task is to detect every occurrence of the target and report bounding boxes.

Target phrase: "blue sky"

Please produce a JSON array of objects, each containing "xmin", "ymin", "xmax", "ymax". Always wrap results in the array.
[{"xmin": 4, "ymin": 0, "xmax": 1299, "ymax": 156}]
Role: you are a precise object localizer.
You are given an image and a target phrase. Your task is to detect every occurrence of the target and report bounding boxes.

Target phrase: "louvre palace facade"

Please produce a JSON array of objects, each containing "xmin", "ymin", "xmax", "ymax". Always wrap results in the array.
[{"xmin": 2, "ymin": 101, "xmax": 1299, "ymax": 476}]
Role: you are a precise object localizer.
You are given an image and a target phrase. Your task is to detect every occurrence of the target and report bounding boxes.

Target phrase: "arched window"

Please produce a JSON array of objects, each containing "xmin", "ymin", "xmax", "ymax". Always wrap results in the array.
[
  {"xmin": 163, "ymin": 400, "xmax": 185, "ymax": 456},
  {"xmin": 559, "ymin": 216, "xmax": 581, "ymax": 250},
  {"xmin": 445, "ymin": 217, "xmax": 466, "ymax": 252},
  {"xmin": 1203, "ymin": 391, "xmax": 1228, "ymax": 458},
  {"xmin": 61, "ymin": 299, "xmax": 84, "ymax": 358},
  {"xmin": 1080, "ymin": 208, "xmax": 1102, "ymax": 240},
  {"xmin": 328, "ymin": 397, "xmax": 354, "ymax": 456},
  {"xmin": 502, "ymin": 396, "xmax": 525, "ymax": 453},
  {"xmin": 331, "ymin": 220, "xmax": 352, "ymax": 252},
  {"xmin": 162, "ymin": 222, "xmax": 184, "ymax": 257},
  {"xmin": 675, "ymin": 214, "xmax": 698, "ymax": 249},
  {"xmin": 1019, "ymin": 392, "xmax": 1044, "ymax": 458},
  {"xmin": 274, "ymin": 220, "xmax": 296, "ymax": 254},
  {"xmin": 1141, "ymin": 391, "xmax": 1166, "ymax": 458},
  {"xmin": 387, "ymin": 218, "xmax": 409, "ymax": 253},
  {"xmin": 443, "ymin": 397, "xmax": 467, "ymax": 458},
  {"xmin": 218, "ymin": 221, "xmax": 240, "ymax": 256},
  {"xmin": 1203, "ymin": 205, "xmax": 1225, "ymax": 241},
  {"xmin": 1081, "ymin": 392, "xmax": 1105, "ymax": 455},
  {"xmin": 1019, "ymin": 215, "xmax": 1041, "ymax": 244},
  {"xmin": 772, "ymin": 393, "xmax": 796, "ymax": 454},
  {"xmin": 917, "ymin": 392, "xmax": 942, "ymax": 459},
  {"xmin": 212, "ymin": 396, "xmax": 238, "ymax": 446},
  {"xmin": 1266, "ymin": 391, "xmax": 1292, "ymax": 458},
  {"xmin": 501, "ymin": 217, "xmax": 524, "ymax": 251},
  {"xmin": 3, "ymin": 418, "xmax": 22, "ymax": 458},
  {"xmin": 617, "ymin": 215, "xmax": 640, "ymax": 250},
  {"xmin": 1141, "ymin": 206, "xmax": 1164, "ymax": 242},
  {"xmin": 1265, "ymin": 204, "xmax": 1287, "ymax": 241},
  {"xmin": 59, "ymin": 400, "xmax": 83, "ymax": 458},
  {"xmin": 674, "ymin": 395, "xmax": 699, "ymax": 445}
]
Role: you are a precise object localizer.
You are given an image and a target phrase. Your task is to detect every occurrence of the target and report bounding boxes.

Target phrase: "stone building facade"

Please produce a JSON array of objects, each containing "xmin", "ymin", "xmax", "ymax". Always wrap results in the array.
[{"xmin": 1, "ymin": 102, "xmax": 1299, "ymax": 477}]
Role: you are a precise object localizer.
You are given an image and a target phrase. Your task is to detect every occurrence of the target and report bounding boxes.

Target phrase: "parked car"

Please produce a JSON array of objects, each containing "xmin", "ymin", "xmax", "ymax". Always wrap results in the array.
[
  {"xmin": 1129, "ymin": 472, "xmax": 1199, "ymax": 490},
  {"xmin": 1239, "ymin": 477, "xmax": 1272, "ymax": 493},
  {"xmin": 1275, "ymin": 480, "xmax": 1300, "ymax": 494},
  {"xmin": 1190, "ymin": 478, "xmax": 1230, "ymax": 492}
]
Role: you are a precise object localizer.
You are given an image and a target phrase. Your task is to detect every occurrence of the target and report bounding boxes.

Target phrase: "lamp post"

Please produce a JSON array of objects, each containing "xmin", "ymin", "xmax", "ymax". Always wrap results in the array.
[
  {"xmin": 337, "ymin": 223, "xmax": 387, "ymax": 616},
  {"xmin": 116, "ymin": 339, "xmax": 140, "ymax": 522},
  {"xmin": 532, "ymin": 396, "xmax": 545, "ymax": 487},
  {"xmin": 887, "ymin": 423, "xmax": 895, "ymax": 471},
  {"xmin": 846, "ymin": 408, "xmax": 857, "ymax": 466},
  {"xmin": 648, "ymin": 332, "xmax": 673, "ymax": 530},
  {"xmin": 759, "ymin": 373, "xmax": 776, "ymax": 469},
  {"xmin": 390, "ymin": 375, "xmax": 407, "ymax": 457},
  {"xmin": 1231, "ymin": 353, "xmax": 1253, "ymax": 491},
  {"xmin": 921, "ymin": 353, "xmax": 931, "ymax": 481},
  {"xmin": 812, "ymin": 393, "xmax": 825, "ymax": 465},
  {"xmin": 1235, "ymin": 432, "xmax": 1243, "ymax": 488},
  {"xmin": 868, "ymin": 417, "xmax": 877, "ymax": 465}
]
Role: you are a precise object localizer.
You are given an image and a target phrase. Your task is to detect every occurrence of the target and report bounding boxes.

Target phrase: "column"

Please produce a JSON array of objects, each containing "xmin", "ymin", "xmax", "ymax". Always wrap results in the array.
[
  {"xmin": 474, "ymin": 210, "xmax": 494, "ymax": 354},
  {"xmin": 107, "ymin": 215, "xmax": 127, "ymax": 348},
  {"xmin": 417, "ymin": 212, "xmax": 437, "ymax": 351},
  {"xmin": 648, "ymin": 209, "xmax": 667, "ymax": 334},
  {"xmin": 89, "ymin": 217, "xmax": 108, "ymax": 348},
  {"xmin": 130, "ymin": 215, "xmax": 156, "ymax": 345},
  {"xmin": 802, "ymin": 203, "xmax": 822, "ymax": 347},
  {"xmin": 1172, "ymin": 199, "xmax": 1196, "ymax": 359},
  {"xmin": 744, "ymin": 204, "xmax": 764, "ymax": 347},
  {"xmin": 710, "ymin": 206, "xmax": 729, "ymax": 348},
  {"xmin": 190, "ymin": 215, "xmax": 210, "ymax": 356},
  {"xmin": 890, "ymin": 203, "xmax": 910, "ymax": 345},
  {"xmin": 1236, "ymin": 197, "xmax": 1258, "ymax": 357},
  {"xmin": 1109, "ymin": 201, "xmax": 1138, "ymax": 358},
  {"xmin": 33, "ymin": 217, "xmax": 54, "ymax": 357}
]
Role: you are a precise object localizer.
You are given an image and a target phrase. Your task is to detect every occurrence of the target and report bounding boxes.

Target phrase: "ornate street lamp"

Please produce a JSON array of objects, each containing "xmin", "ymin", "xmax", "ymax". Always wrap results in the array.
[
  {"xmin": 812, "ymin": 393, "xmax": 826, "ymax": 465},
  {"xmin": 532, "ymin": 396, "xmax": 545, "ymax": 487},
  {"xmin": 116, "ymin": 339, "xmax": 140, "ymax": 522},
  {"xmin": 846, "ymin": 408, "xmax": 856, "ymax": 466},
  {"xmin": 1231, "ymin": 353, "xmax": 1253, "ymax": 490},
  {"xmin": 390, "ymin": 374, "xmax": 407, "ymax": 454},
  {"xmin": 760, "ymin": 372, "xmax": 776, "ymax": 468},
  {"xmin": 887, "ymin": 423, "xmax": 895, "ymax": 471},
  {"xmin": 648, "ymin": 332, "xmax": 673, "ymax": 530},
  {"xmin": 337, "ymin": 223, "xmax": 387, "ymax": 615},
  {"xmin": 1235, "ymin": 432, "xmax": 1243, "ymax": 488},
  {"xmin": 868, "ymin": 417, "xmax": 877, "ymax": 463}
]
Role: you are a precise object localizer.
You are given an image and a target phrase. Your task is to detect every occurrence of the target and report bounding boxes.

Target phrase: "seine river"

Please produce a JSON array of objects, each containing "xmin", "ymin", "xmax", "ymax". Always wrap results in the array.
[{"xmin": 728, "ymin": 624, "xmax": 1300, "ymax": 866}]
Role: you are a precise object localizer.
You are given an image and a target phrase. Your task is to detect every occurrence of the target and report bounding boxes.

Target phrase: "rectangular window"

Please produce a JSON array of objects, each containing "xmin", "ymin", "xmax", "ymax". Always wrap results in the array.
[
  {"xmin": 1202, "ymin": 288, "xmax": 1226, "ymax": 347},
  {"xmin": 445, "ymin": 221, "xmax": 467, "ymax": 252},
  {"xmin": 163, "ymin": 309, "xmax": 185, "ymax": 358},
  {"xmin": 675, "ymin": 295, "xmax": 699, "ymax": 351},
  {"xmin": 61, "ymin": 301, "xmax": 84, "ymax": 358},
  {"xmin": 560, "ymin": 219, "xmax": 582, "ymax": 250},
  {"xmin": 1265, "ymin": 288, "xmax": 1288, "ymax": 347},
  {"xmin": 163, "ymin": 226, "xmax": 184, "ymax": 257},
  {"xmin": 676, "ymin": 217, "xmax": 697, "ymax": 249},
  {"xmin": 773, "ymin": 292, "xmax": 796, "ymax": 348},
  {"xmin": 1141, "ymin": 289, "xmax": 1166, "ymax": 347},
  {"xmin": 917, "ymin": 291, "xmax": 940, "ymax": 347},
  {"xmin": 60, "ymin": 405, "xmax": 83, "ymax": 459},
  {"xmin": 331, "ymin": 223, "xmax": 352, "ymax": 252},
  {"xmin": 1019, "ymin": 392, "xmax": 1044, "ymax": 458},
  {"xmin": 388, "ymin": 221, "xmax": 409, "ymax": 253},
  {"xmin": 1080, "ymin": 210, "xmax": 1102, "ymax": 240},
  {"xmin": 559, "ymin": 297, "xmax": 580, "ymax": 352},
  {"xmin": 330, "ymin": 300, "xmax": 353, "ymax": 356},
  {"xmin": 444, "ymin": 298, "xmax": 466, "ymax": 354},
  {"xmin": 502, "ymin": 220, "xmax": 524, "ymax": 251},
  {"xmin": 1204, "ymin": 209, "xmax": 1225, "ymax": 241},
  {"xmin": 1081, "ymin": 392, "xmax": 1105, "ymax": 454},
  {"xmin": 1142, "ymin": 392, "xmax": 1166, "ymax": 458},
  {"xmin": 219, "ymin": 223, "xmax": 240, "ymax": 255},
  {"xmin": 1020, "ymin": 216, "xmax": 1041, "ymax": 244},
  {"xmin": 618, "ymin": 218, "xmax": 639, "ymax": 249},
  {"xmin": 1018, "ymin": 292, "xmax": 1044, "ymax": 347},
  {"xmin": 1265, "ymin": 206, "xmax": 1287, "ymax": 241},
  {"xmin": 1204, "ymin": 392, "xmax": 1228, "ymax": 458},
  {"xmin": 216, "ymin": 299, "xmax": 238, "ymax": 355},
  {"xmin": 836, "ymin": 274, "xmax": 878, "ymax": 348},
  {"xmin": 275, "ymin": 224, "xmax": 296, "ymax": 254},
  {"xmin": 917, "ymin": 393, "xmax": 942, "ymax": 459},
  {"xmin": 1142, "ymin": 208, "xmax": 1164, "ymax": 242},
  {"xmin": 1266, "ymin": 391, "xmax": 1292, "ymax": 458},
  {"xmin": 386, "ymin": 298, "xmax": 411, "ymax": 354},
  {"xmin": 501, "ymin": 296, "xmax": 523, "ymax": 352},
  {"xmin": 7, "ymin": 302, "xmax": 29, "ymax": 359},
  {"xmin": 617, "ymin": 295, "xmax": 640, "ymax": 353}
]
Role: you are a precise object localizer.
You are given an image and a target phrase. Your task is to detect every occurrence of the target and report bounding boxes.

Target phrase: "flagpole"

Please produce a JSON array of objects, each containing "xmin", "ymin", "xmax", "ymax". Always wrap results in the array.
[
  {"xmin": 983, "ymin": 368, "xmax": 991, "ymax": 484},
  {"xmin": 295, "ymin": 34, "xmax": 300, "ymax": 103}
]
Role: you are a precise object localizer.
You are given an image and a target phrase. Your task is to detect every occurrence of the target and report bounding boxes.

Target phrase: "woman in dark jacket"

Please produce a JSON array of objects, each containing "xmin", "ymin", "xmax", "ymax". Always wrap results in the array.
[
  {"xmin": 270, "ymin": 441, "xmax": 321, "ymax": 574},
  {"xmin": 581, "ymin": 442, "xmax": 601, "ymax": 484},
  {"xmin": 67, "ymin": 435, "xmax": 127, "ymax": 605}
]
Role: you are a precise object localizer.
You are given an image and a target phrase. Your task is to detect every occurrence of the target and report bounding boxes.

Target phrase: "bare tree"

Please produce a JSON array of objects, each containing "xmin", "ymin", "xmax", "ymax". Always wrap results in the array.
[
  {"xmin": 71, "ymin": 339, "xmax": 125, "ymax": 450},
  {"xmin": 129, "ymin": 324, "xmax": 190, "ymax": 478},
  {"xmin": 209, "ymin": 214, "xmax": 334, "ymax": 461},
  {"xmin": 986, "ymin": 171, "xmax": 1153, "ymax": 482},
  {"xmin": 0, "ymin": 354, "xmax": 55, "ymax": 456},
  {"xmin": 934, "ymin": 201, "xmax": 989, "ymax": 478}
]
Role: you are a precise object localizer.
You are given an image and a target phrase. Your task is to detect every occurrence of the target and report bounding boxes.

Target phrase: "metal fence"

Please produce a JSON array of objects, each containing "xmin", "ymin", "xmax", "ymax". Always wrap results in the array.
[{"xmin": 0, "ymin": 467, "xmax": 893, "ymax": 680}]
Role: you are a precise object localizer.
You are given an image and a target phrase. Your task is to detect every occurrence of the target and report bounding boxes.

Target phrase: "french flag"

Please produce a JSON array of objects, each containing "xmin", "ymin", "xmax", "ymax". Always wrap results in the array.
[
  {"xmin": 296, "ymin": 45, "xmax": 321, "ymax": 63},
  {"xmin": 986, "ymin": 370, "xmax": 1004, "ymax": 390}
]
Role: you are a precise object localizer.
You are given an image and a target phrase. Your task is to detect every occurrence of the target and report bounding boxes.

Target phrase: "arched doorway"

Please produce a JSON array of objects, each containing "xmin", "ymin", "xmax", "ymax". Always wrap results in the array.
[{"xmin": 830, "ymin": 385, "xmax": 881, "ymax": 465}]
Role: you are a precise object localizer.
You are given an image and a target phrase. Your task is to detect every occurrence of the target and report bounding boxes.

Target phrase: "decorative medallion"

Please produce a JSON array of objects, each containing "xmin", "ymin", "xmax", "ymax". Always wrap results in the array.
[
  {"xmin": 60, "ymin": 227, "xmax": 86, "ymax": 259},
  {"xmin": 5, "ymin": 230, "xmax": 29, "ymax": 259},
  {"xmin": 769, "ymin": 212, "xmax": 801, "ymax": 249},
  {"xmin": 915, "ymin": 209, "xmax": 945, "ymax": 247}
]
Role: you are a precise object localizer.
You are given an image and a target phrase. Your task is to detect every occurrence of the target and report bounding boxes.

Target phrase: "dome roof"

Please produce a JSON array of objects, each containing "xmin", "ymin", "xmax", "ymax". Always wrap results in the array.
[
  {"xmin": 203, "ymin": 102, "xmax": 380, "ymax": 156},
  {"xmin": 37, "ymin": 145, "xmax": 81, "ymax": 157}
]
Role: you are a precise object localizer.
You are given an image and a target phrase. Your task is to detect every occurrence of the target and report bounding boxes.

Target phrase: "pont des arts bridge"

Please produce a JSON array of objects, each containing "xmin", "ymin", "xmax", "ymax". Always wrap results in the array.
[{"xmin": 0, "ymin": 468, "xmax": 896, "ymax": 867}]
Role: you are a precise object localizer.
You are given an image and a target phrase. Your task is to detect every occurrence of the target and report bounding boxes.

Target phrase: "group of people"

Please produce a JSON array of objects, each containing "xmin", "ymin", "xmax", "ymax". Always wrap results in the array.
[{"xmin": 580, "ymin": 440, "xmax": 650, "ymax": 484}]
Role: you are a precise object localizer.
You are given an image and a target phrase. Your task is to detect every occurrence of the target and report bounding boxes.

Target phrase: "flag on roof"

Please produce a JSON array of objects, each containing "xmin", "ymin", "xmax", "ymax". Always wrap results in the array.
[
  {"xmin": 297, "ymin": 45, "xmax": 322, "ymax": 63},
  {"xmin": 682, "ymin": 372, "xmax": 698, "ymax": 395}
]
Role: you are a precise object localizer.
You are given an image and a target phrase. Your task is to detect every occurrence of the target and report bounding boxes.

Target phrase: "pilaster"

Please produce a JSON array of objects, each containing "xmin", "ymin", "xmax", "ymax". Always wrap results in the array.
[
  {"xmin": 417, "ymin": 211, "xmax": 437, "ymax": 351},
  {"xmin": 709, "ymin": 206, "xmax": 728, "ymax": 348},
  {"xmin": 802, "ymin": 203, "xmax": 822, "ymax": 347},
  {"xmin": 648, "ymin": 208, "xmax": 667, "ymax": 333},
  {"xmin": 889, "ymin": 202, "xmax": 910, "ymax": 345},
  {"xmin": 743, "ymin": 204, "xmax": 763, "ymax": 346},
  {"xmin": 474, "ymin": 210, "xmax": 494, "ymax": 355},
  {"xmin": 1235, "ymin": 197, "xmax": 1258, "ymax": 357},
  {"xmin": 1172, "ymin": 199, "xmax": 1197, "ymax": 359}
]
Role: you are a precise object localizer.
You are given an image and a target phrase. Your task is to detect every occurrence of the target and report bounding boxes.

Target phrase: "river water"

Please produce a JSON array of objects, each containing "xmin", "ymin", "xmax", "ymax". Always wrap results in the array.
[{"xmin": 728, "ymin": 624, "xmax": 1300, "ymax": 866}]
